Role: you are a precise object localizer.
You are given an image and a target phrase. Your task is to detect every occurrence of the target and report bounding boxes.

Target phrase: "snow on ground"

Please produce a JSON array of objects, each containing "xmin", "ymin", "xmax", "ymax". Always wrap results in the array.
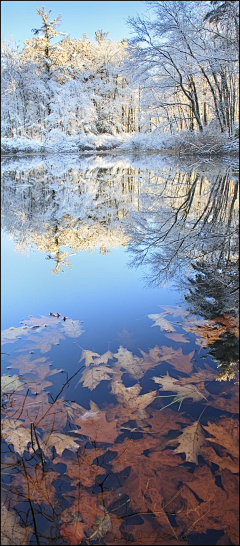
[{"xmin": 1, "ymin": 125, "xmax": 239, "ymax": 157}]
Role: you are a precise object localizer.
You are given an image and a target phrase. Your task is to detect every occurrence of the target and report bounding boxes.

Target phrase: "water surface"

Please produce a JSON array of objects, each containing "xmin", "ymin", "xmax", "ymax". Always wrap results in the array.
[{"xmin": 1, "ymin": 154, "xmax": 239, "ymax": 545}]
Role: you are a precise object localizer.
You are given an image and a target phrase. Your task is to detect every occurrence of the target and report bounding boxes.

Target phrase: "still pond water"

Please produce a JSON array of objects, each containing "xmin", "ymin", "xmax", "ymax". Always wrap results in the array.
[{"xmin": 1, "ymin": 153, "xmax": 239, "ymax": 545}]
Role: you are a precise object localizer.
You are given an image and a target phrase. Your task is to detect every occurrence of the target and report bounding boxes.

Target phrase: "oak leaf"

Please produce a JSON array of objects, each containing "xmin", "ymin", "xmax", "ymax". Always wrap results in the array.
[
  {"xmin": 172, "ymin": 421, "xmax": 206, "ymax": 463},
  {"xmin": 79, "ymin": 349, "xmax": 100, "ymax": 367},
  {"xmin": 203, "ymin": 417, "xmax": 239, "ymax": 459},
  {"xmin": 111, "ymin": 380, "xmax": 157, "ymax": 419},
  {"xmin": 12, "ymin": 464, "xmax": 58, "ymax": 505},
  {"xmin": 1, "ymin": 325, "xmax": 29, "ymax": 344},
  {"xmin": 153, "ymin": 372, "xmax": 208, "ymax": 402},
  {"xmin": 157, "ymin": 346, "xmax": 195, "ymax": 375},
  {"xmin": 42, "ymin": 432, "xmax": 80, "ymax": 456},
  {"xmin": 21, "ymin": 314, "xmax": 61, "ymax": 327},
  {"xmin": 112, "ymin": 346, "xmax": 144, "ymax": 379},
  {"xmin": 54, "ymin": 446, "xmax": 106, "ymax": 487},
  {"xmin": 148, "ymin": 313, "xmax": 176, "ymax": 332},
  {"xmin": 1, "ymin": 374, "xmax": 25, "ymax": 394},
  {"xmin": 1, "ymin": 419, "xmax": 31, "ymax": 454},
  {"xmin": 74, "ymin": 404, "xmax": 119, "ymax": 444},
  {"xmin": 164, "ymin": 332, "xmax": 190, "ymax": 343},
  {"xmin": 76, "ymin": 365, "xmax": 114, "ymax": 390},
  {"xmin": 62, "ymin": 319, "xmax": 84, "ymax": 338}
]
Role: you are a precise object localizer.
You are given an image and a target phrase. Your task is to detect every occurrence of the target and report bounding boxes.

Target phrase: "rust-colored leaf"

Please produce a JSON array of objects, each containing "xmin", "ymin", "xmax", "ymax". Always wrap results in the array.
[
  {"xmin": 54, "ymin": 446, "xmax": 106, "ymax": 487},
  {"xmin": 12, "ymin": 464, "xmax": 58, "ymax": 505},
  {"xmin": 203, "ymin": 417, "xmax": 239, "ymax": 459},
  {"xmin": 74, "ymin": 404, "xmax": 119, "ymax": 444}
]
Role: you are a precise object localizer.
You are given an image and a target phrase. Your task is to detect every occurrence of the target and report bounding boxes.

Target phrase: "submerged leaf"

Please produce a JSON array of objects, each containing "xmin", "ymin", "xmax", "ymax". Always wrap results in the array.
[{"xmin": 1, "ymin": 504, "xmax": 32, "ymax": 545}]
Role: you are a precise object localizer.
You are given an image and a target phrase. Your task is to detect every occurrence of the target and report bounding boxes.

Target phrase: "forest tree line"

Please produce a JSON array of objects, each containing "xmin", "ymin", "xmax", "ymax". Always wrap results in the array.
[{"xmin": 1, "ymin": 1, "xmax": 239, "ymax": 140}]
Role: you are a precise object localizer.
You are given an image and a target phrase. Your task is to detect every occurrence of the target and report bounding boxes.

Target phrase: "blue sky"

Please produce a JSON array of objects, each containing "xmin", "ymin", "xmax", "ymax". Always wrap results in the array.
[{"xmin": 1, "ymin": 1, "xmax": 148, "ymax": 45}]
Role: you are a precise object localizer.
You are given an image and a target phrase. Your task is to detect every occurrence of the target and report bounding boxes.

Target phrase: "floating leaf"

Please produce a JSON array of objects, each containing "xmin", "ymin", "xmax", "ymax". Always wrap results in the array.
[
  {"xmin": 153, "ymin": 372, "xmax": 208, "ymax": 402},
  {"xmin": 111, "ymin": 380, "xmax": 157, "ymax": 419},
  {"xmin": 164, "ymin": 333, "xmax": 190, "ymax": 343},
  {"xmin": 93, "ymin": 350, "xmax": 114, "ymax": 365},
  {"xmin": 148, "ymin": 313, "xmax": 176, "ymax": 332},
  {"xmin": 172, "ymin": 421, "xmax": 206, "ymax": 463},
  {"xmin": 79, "ymin": 349, "xmax": 100, "ymax": 367},
  {"xmin": 1, "ymin": 374, "xmax": 25, "ymax": 393},
  {"xmin": 62, "ymin": 319, "xmax": 85, "ymax": 338},
  {"xmin": 161, "ymin": 306, "xmax": 190, "ymax": 318},
  {"xmin": 113, "ymin": 346, "xmax": 144, "ymax": 379},
  {"xmin": 203, "ymin": 417, "xmax": 239, "ymax": 459},
  {"xmin": 77, "ymin": 365, "xmax": 114, "ymax": 390},
  {"xmin": 21, "ymin": 314, "xmax": 61, "ymax": 327},
  {"xmin": 1, "ymin": 326, "xmax": 29, "ymax": 344},
  {"xmin": 1, "ymin": 419, "xmax": 31, "ymax": 454},
  {"xmin": 42, "ymin": 432, "xmax": 80, "ymax": 456}
]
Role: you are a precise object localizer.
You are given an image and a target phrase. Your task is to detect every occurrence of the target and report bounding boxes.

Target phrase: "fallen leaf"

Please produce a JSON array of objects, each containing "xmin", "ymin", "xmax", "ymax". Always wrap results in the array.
[
  {"xmin": 54, "ymin": 446, "xmax": 106, "ymax": 487},
  {"xmin": 61, "ymin": 489, "xmax": 104, "ymax": 540},
  {"xmin": 42, "ymin": 432, "xmax": 80, "ymax": 456},
  {"xmin": 157, "ymin": 346, "xmax": 195, "ymax": 375},
  {"xmin": 76, "ymin": 365, "xmax": 114, "ymax": 390},
  {"xmin": 111, "ymin": 380, "xmax": 157, "ymax": 419},
  {"xmin": 112, "ymin": 346, "xmax": 145, "ymax": 379},
  {"xmin": 93, "ymin": 350, "xmax": 114, "ymax": 365},
  {"xmin": 148, "ymin": 313, "xmax": 176, "ymax": 332},
  {"xmin": 12, "ymin": 464, "xmax": 58, "ymax": 505},
  {"xmin": 172, "ymin": 421, "xmax": 206, "ymax": 463},
  {"xmin": 202, "ymin": 445, "xmax": 239, "ymax": 473},
  {"xmin": 161, "ymin": 306, "xmax": 190, "ymax": 318},
  {"xmin": 164, "ymin": 333, "xmax": 190, "ymax": 343},
  {"xmin": 79, "ymin": 349, "xmax": 100, "ymax": 367},
  {"xmin": 153, "ymin": 372, "xmax": 208, "ymax": 402},
  {"xmin": 203, "ymin": 417, "xmax": 239, "ymax": 459},
  {"xmin": 1, "ymin": 326, "xmax": 29, "ymax": 344},
  {"xmin": 1, "ymin": 419, "xmax": 31, "ymax": 454},
  {"xmin": 1, "ymin": 375, "xmax": 25, "ymax": 393},
  {"xmin": 60, "ymin": 522, "xmax": 85, "ymax": 545},
  {"xmin": 62, "ymin": 319, "xmax": 85, "ymax": 338},
  {"xmin": 74, "ymin": 404, "xmax": 119, "ymax": 444},
  {"xmin": 1, "ymin": 504, "xmax": 32, "ymax": 545},
  {"xmin": 21, "ymin": 314, "xmax": 61, "ymax": 327},
  {"xmin": 176, "ymin": 466, "xmax": 239, "ymax": 542}
]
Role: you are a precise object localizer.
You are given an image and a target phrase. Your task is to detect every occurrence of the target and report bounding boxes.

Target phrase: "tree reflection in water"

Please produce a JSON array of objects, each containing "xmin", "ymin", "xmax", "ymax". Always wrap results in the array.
[{"xmin": 126, "ymin": 163, "xmax": 239, "ymax": 381}]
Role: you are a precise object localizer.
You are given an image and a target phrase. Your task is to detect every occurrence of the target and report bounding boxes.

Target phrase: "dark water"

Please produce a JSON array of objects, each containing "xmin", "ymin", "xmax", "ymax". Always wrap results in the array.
[{"xmin": 1, "ymin": 154, "xmax": 239, "ymax": 545}]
